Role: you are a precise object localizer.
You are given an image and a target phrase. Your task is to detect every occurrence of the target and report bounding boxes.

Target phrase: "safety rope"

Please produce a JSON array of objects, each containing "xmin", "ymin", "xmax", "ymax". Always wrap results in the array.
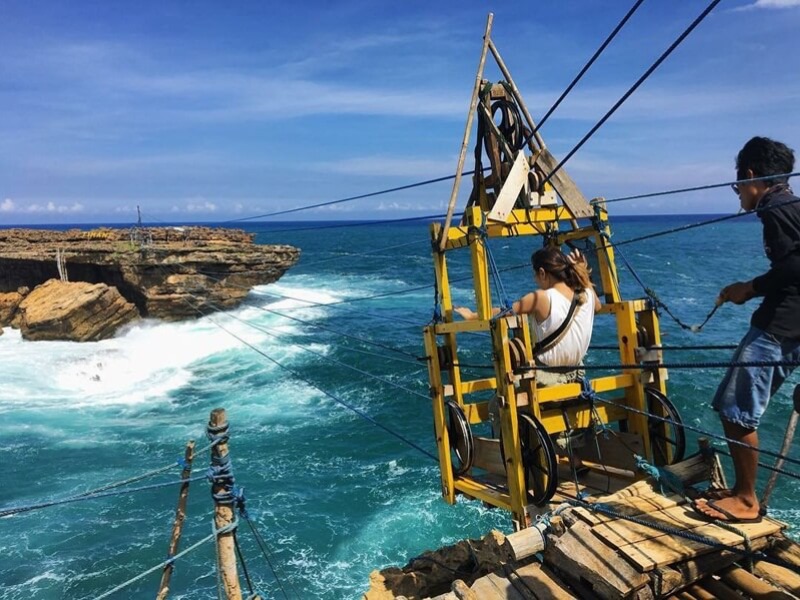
[
  {"xmin": 250, "ymin": 212, "xmax": 454, "ymax": 236},
  {"xmin": 0, "ymin": 475, "xmax": 208, "ymax": 518},
  {"xmin": 236, "ymin": 495, "xmax": 297, "ymax": 600},
  {"xmin": 609, "ymin": 233, "xmax": 719, "ymax": 332},
  {"xmin": 293, "ymin": 239, "xmax": 427, "ymax": 269},
  {"xmin": 218, "ymin": 309, "xmax": 430, "ymax": 402},
  {"xmin": 225, "ymin": 170, "xmax": 484, "ymax": 222},
  {"xmin": 590, "ymin": 344, "xmax": 738, "ymax": 351}
]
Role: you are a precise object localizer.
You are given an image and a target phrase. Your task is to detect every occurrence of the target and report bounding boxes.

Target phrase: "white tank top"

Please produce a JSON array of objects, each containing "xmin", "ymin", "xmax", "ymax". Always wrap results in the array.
[{"xmin": 533, "ymin": 287, "xmax": 595, "ymax": 367}]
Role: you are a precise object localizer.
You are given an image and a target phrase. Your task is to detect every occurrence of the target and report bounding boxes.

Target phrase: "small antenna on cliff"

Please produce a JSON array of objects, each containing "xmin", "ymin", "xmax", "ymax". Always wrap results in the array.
[{"xmin": 130, "ymin": 204, "xmax": 152, "ymax": 249}]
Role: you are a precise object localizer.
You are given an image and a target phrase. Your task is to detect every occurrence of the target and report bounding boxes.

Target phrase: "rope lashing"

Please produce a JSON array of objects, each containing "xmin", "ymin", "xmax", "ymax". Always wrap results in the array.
[{"xmin": 634, "ymin": 454, "xmax": 685, "ymax": 497}]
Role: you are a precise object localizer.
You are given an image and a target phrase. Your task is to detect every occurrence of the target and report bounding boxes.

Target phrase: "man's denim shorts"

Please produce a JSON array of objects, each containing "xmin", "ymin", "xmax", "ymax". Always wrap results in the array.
[{"xmin": 712, "ymin": 327, "xmax": 800, "ymax": 429}]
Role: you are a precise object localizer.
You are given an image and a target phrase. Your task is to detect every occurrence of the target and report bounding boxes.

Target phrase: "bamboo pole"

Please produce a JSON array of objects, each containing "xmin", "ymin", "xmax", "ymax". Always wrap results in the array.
[
  {"xmin": 761, "ymin": 384, "xmax": 800, "ymax": 508},
  {"xmin": 209, "ymin": 408, "xmax": 242, "ymax": 600},
  {"xmin": 438, "ymin": 12, "xmax": 493, "ymax": 252},
  {"xmin": 156, "ymin": 440, "xmax": 196, "ymax": 600}
]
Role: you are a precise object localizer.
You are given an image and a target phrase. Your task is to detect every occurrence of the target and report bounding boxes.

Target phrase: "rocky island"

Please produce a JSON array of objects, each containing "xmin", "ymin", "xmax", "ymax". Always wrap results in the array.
[{"xmin": 0, "ymin": 226, "xmax": 299, "ymax": 341}]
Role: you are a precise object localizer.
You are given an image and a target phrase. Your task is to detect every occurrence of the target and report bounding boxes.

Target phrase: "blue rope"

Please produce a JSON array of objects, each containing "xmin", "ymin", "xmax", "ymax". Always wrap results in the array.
[
  {"xmin": 634, "ymin": 454, "xmax": 685, "ymax": 497},
  {"xmin": 0, "ymin": 475, "xmax": 208, "ymax": 518}
]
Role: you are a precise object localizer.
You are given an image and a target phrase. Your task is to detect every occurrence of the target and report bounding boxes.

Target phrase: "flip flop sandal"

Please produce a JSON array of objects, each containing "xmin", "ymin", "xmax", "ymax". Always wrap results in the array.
[{"xmin": 691, "ymin": 499, "xmax": 763, "ymax": 524}]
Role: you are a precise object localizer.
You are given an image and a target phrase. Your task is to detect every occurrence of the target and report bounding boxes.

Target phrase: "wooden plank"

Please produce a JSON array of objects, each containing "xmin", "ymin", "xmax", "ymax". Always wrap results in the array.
[
  {"xmin": 574, "ymin": 431, "xmax": 645, "ymax": 473},
  {"xmin": 662, "ymin": 453, "xmax": 714, "ymax": 487},
  {"xmin": 665, "ymin": 535, "xmax": 771, "ymax": 595},
  {"xmin": 472, "ymin": 437, "xmax": 504, "ymax": 476},
  {"xmin": 504, "ymin": 562, "xmax": 578, "ymax": 600},
  {"xmin": 544, "ymin": 521, "xmax": 649, "ymax": 598},
  {"xmin": 610, "ymin": 514, "xmax": 783, "ymax": 571},
  {"xmin": 469, "ymin": 571, "xmax": 528, "ymax": 600},
  {"xmin": 488, "ymin": 152, "xmax": 530, "ymax": 223},
  {"xmin": 535, "ymin": 147, "xmax": 594, "ymax": 218}
]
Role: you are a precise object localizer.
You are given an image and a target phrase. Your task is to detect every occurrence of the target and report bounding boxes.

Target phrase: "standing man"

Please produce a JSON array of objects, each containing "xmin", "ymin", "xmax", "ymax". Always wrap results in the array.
[{"xmin": 694, "ymin": 137, "xmax": 800, "ymax": 523}]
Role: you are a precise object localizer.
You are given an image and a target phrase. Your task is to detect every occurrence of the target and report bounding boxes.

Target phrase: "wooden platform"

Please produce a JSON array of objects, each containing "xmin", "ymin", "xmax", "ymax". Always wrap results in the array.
[{"xmin": 420, "ymin": 479, "xmax": 800, "ymax": 600}]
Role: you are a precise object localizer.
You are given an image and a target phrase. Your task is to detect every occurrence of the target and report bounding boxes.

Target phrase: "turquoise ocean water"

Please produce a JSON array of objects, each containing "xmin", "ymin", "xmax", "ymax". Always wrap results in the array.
[{"xmin": 1, "ymin": 215, "xmax": 798, "ymax": 599}]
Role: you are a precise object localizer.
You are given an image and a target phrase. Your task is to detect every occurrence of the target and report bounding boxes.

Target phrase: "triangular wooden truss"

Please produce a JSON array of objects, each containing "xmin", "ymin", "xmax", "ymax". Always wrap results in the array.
[{"xmin": 439, "ymin": 13, "xmax": 594, "ymax": 252}]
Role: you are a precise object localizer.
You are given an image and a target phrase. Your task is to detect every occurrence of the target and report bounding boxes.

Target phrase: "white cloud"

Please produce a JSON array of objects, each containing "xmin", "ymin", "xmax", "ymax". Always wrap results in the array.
[
  {"xmin": 0, "ymin": 199, "xmax": 84, "ymax": 213},
  {"xmin": 185, "ymin": 201, "xmax": 217, "ymax": 213},
  {"xmin": 734, "ymin": 0, "xmax": 800, "ymax": 10}
]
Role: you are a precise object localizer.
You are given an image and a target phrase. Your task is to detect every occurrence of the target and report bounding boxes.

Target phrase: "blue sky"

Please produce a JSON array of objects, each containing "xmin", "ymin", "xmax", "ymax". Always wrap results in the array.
[{"xmin": 1, "ymin": 0, "xmax": 800, "ymax": 224}]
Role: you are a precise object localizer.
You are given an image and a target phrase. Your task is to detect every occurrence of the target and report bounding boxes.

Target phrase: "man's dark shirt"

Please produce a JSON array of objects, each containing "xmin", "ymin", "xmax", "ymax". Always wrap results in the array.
[{"xmin": 751, "ymin": 185, "xmax": 800, "ymax": 339}]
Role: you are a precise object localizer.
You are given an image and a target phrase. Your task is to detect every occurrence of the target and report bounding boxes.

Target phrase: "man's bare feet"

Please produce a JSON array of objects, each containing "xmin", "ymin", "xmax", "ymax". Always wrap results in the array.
[
  {"xmin": 692, "ymin": 495, "xmax": 762, "ymax": 523},
  {"xmin": 690, "ymin": 487, "xmax": 733, "ymax": 501}
]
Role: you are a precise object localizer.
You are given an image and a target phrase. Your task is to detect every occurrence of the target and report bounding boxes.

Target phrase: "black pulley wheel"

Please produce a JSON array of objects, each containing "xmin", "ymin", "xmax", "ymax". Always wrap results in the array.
[
  {"xmin": 645, "ymin": 388, "xmax": 686, "ymax": 465},
  {"xmin": 444, "ymin": 400, "xmax": 474, "ymax": 476},
  {"xmin": 500, "ymin": 412, "xmax": 558, "ymax": 506}
]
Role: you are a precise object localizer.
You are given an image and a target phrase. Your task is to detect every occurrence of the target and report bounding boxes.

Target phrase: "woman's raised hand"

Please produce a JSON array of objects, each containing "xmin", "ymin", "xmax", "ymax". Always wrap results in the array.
[{"xmin": 566, "ymin": 248, "xmax": 587, "ymax": 266}]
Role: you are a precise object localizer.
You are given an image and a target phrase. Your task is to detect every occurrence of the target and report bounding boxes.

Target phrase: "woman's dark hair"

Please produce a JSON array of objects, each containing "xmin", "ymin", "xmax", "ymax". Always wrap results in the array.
[
  {"xmin": 736, "ymin": 137, "xmax": 795, "ymax": 186},
  {"xmin": 531, "ymin": 246, "xmax": 593, "ymax": 304}
]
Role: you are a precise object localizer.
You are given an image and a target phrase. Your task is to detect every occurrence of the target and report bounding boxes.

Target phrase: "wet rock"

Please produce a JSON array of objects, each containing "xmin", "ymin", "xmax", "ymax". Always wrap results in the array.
[
  {"xmin": 0, "ymin": 226, "xmax": 300, "ymax": 323},
  {"xmin": 17, "ymin": 279, "xmax": 139, "ymax": 341},
  {"xmin": 0, "ymin": 289, "xmax": 26, "ymax": 325},
  {"xmin": 363, "ymin": 530, "xmax": 511, "ymax": 600}
]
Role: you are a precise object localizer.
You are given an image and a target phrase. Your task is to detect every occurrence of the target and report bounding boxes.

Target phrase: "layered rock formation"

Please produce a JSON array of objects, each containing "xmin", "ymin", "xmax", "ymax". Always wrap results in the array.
[
  {"xmin": 0, "ymin": 226, "xmax": 299, "ymax": 341},
  {"xmin": 17, "ymin": 280, "xmax": 139, "ymax": 341}
]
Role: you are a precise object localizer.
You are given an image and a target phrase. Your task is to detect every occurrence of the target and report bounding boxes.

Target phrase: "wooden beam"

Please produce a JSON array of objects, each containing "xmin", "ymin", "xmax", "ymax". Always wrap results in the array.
[{"xmin": 439, "ymin": 13, "xmax": 494, "ymax": 252}]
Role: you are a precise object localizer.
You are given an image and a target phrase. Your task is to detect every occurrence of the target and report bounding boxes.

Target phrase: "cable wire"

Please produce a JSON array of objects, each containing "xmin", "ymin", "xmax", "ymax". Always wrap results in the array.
[
  {"xmin": 543, "ymin": 0, "xmax": 722, "ymax": 184},
  {"xmin": 224, "ymin": 170, "xmax": 480, "ymax": 222},
  {"xmin": 533, "ymin": 0, "xmax": 646, "ymax": 134}
]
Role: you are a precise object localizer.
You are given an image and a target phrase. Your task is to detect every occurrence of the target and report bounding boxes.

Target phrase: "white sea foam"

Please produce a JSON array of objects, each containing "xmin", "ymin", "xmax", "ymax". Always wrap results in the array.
[{"xmin": 0, "ymin": 279, "xmax": 341, "ymax": 411}]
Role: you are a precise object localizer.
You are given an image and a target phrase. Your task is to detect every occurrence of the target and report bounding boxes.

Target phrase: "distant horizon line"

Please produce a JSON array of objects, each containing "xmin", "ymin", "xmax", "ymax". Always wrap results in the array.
[{"xmin": 0, "ymin": 212, "xmax": 755, "ymax": 228}]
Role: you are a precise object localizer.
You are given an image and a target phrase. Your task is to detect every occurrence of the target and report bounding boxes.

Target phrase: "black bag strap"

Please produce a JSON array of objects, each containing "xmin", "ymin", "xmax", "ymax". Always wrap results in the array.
[{"xmin": 533, "ymin": 293, "xmax": 581, "ymax": 357}]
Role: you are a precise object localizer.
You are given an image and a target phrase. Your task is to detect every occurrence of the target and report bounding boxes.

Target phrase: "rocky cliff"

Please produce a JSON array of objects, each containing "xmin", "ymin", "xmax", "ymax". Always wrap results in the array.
[{"xmin": 0, "ymin": 226, "xmax": 299, "ymax": 340}]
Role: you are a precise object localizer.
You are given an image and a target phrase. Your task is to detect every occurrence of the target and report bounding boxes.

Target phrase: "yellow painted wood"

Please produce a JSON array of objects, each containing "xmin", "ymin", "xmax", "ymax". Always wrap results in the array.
[
  {"xmin": 615, "ymin": 301, "xmax": 653, "ymax": 460},
  {"xmin": 433, "ymin": 320, "xmax": 491, "ymax": 335},
  {"xmin": 454, "ymin": 477, "xmax": 513, "ymax": 510},
  {"xmin": 459, "ymin": 378, "xmax": 497, "ymax": 395},
  {"xmin": 592, "ymin": 202, "xmax": 622, "ymax": 304},
  {"xmin": 534, "ymin": 374, "xmax": 636, "ymax": 403},
  {"xmin": 492, "ymin": 317, "xmax": 528, "ymax": 525},
  {"xmin": 423, "ymin": 325, "xmax": 455, "ymax": 505},
  {"xmin": 463, "ymin": 401, "xmax": 490, "ymax": 424}
]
